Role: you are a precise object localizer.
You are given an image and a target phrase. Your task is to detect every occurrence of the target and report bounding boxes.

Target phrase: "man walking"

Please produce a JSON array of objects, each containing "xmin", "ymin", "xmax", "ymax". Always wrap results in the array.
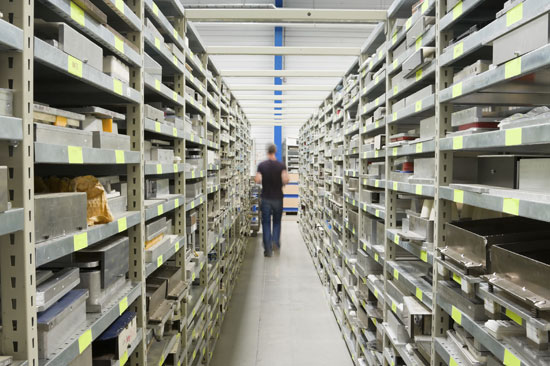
[{"xmin": 255, "ymin": 144, "xmax": 289, "ymax": 257}]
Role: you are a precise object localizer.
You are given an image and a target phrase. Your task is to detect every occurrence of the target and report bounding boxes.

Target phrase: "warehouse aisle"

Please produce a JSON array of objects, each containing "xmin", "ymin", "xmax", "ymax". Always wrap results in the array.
[{"xmin": 211, "ymin": 220, "xmax": 353, "ymax": 366}]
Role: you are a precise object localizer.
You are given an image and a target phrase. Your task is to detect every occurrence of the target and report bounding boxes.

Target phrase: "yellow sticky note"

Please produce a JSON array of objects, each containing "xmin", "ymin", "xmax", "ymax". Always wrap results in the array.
[
  {"xmin": 113, "ymin": 79, "xmax": 123, "ymax": 96},
  {"xmin": 453, "ymin": 42, "xmax": 464, "ymax": 59},
  {"xmin": 157, "ymin": 205, "xmax": 163, "ymax": 216},
  {"xmin": 70, "ymin": 1, "xmax": 85, "ymax": 26},
  {"xmin": 506, "ymin": 3, "xmax": 523, "ymax": 27},
  {"xmin": 505, "ymin": 57, "xmax": 522, "ymax": 79},
  {"xmin": 115, "ymin": 150, "xmax": 125, "ymax": 164},
  {"xmin": 505, "ymin": 128, "xmax": 522, "ymax": 146},
  {"xmin": 415, "ymin": 36, "xmax": 423, "ymax": 51},
  {"xmin": 453, "ymin": 136, "xmax": 463, "ymax": 150},
  {"xmin": 452, "ymin": 82, "xmax": 462, "ymax": 98},
  {"xmin": 415, "ymin": 100, "xmax": 422, "ymax": 113},
  {"xmin": 118, "ymin": 217, "xmax": 127, "ymax": 232},
  {"xmin": 416, "ymin": 288, "xmax": 423, "ymax": 301},
  {"xmin": 156, "ymin": 164, "xmax": 163, "ymax": 174},
  {"xmin": 416, "ymin": 185, "xmax": 422, "ymax": 195},
  {"xmin": 454, "ymin": 189, "xmax": 464, "ymax": 204},
  {"xmin": 114, "ymin": 36, "xmax": 125, "ymax": 54},
  {"xmin": 155, "ymin": 79, "xmax": 161, "ymax": 91},
  {"xmin": 68, "ymin": 55, "xmax": 83, "ymax": 78},
  {"xmin": 393, "ymin": 269, "xmax": 399, "ymax": 279},
  {"xmin": 157, "ymin": 255, "xmax": 163, "ymax": 267},
  {"xmin": 78, "ymin": 329, "xmax": 92, "ymax": 354},
  {"xmin": 420, "ymin": 250, "xmax": 428, "ymax": 262},
  {"xmin": 453, "ymin": 1, "xmax": 463, "ymax": 20},
  {"xmin": 68, "ymin": 146, "xmax": 83, "ymax": 164},
  {"xmin": 73, "ymin": 232, "xmax": 88, "ymax": 251},
  {"xmin": 452, "ymin": 305, "xmax": 462, "ymax": 325},
  {"xmin": 416, "ymin": 143, "xmax": 423, "ymax": 153},
  {"xmin": 192, "ymin": 170, "xmax": 196, "ymax": 179},
  {"xmin": 503, "ymin": 198, "xmax": 520, "ymax": 215},
  {"xmin": 119, "ymin": 297, "xmax": 128, "ymax": 315},
  {"xmin": 375, "ymin": 97, "xmax": 380, "ymax": 106},
  {"xmin": 506, "ymin": 308, "xmax": 523, "ymax": 326}
]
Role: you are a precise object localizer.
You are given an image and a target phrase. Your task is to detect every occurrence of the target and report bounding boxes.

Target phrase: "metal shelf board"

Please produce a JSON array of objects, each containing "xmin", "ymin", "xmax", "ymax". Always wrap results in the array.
[
  {"xmin": 386, "ymin": 260, "xmax": 433, "ymax": 309},
  {"xmin": 440, "ymin": 123, "xmax": 550, "ymax": 152},
  {"xmin": 361, "ymin": 50, "xmax": 385, "ymax": 79},
  {"xmin": 144, "ymin": 32, "xmax": 185, "ymax": 75},
  {"xmin": 185, "ymin": 95, "xmax": 206, "ymax": 115},
  {"xmin": 439, "ymin": 0, "xmax": 486, "ymax": 32},
  {"xmin": 434, "ymin": 336, "xmax": 470, "ymax": 366},
  {"xmin": 144, "ymin": 118, "xmax": 183, "ymax": 139},
  {"xmin": 388, "ymin": 138, "xmax": 436, "ymax": 158},
  {"xmin": 345, "ymin": 169, "xmax": 359, "ymax": 178},
  {"xmin": 344, "ymin": 95, "xmax": 359, "ymax": 110},
  {"xmin": 144, "ymin": 195, "xmax": 184, "ymax": 221},
  {"xmin": 436, "ymin": 293, "xmax": 532, "ymax": 366},
  {"xmin": 382, "ymin": 326, "xmax": 423, "ymax": 366},
  {"xmin": 345, "ymin": 147, "xmax": 360, "ymax": 156},
  {"xmin": 388, "ymin": 0, "xmax": 436, "ymax": 52},
  {"xmin": 388, "ymin": 94, "xmax": 435, "ymax": 125},
  {"xmin": 387, "ymin": 180, "xmax": 435, "ymax": 197},
  {"xmin": 144, "ymin": 162, "xmax": 185, "ymax": 175},
  {"xmin": 185, "ymin": 50, "xmax": 207, "ymax": 78},
  {"xmin": 360, "ymin": 93, "xmax": 386, "ymax": 117},
  {"xmin": 439, "ymin": 186, "xmax": 550, "ymax": 223},
  {"xmin": 144, "ymin": 0, "xmax": 185, "ymax": 50},
  {"xmin": 361, "ymin": 73, "xmax": 386, "ymax": 98},
  {"xmin": 0, "ymin": 116, "xmax": 24, "ymax": 141},
  {"xmin": 360, "ymin": 22, "xmax": 386, "ymax": 58},
  {"xmin": 147, "ymin": 332, "xmax": 180, "ymax": 366},
  {"xmin": 144, "ymin": 73, "xmax": 184, "ymax": 107},
  {"xmin": 0, "ymin": 18, "xmax": 24, "ymax": 51},
  {"xmin": 185, "ymin": 195, "xmax": 205, "ymax": 212},
  {"xmin": 36, "ymin": 0, "xmax": 141, "ymax": 67},
  {"xmin": 185, "ymin": 169, "xmax": 206, "ymax": 180},
  {"xmin": 361, "ymin": 149, "xmax": 385, "ymax": 160},
  {"xmin": 207, "ymin": 164, "xmax": 219, "ymax": 171},
  {"xmin": 155, "ymin": 0, "xmax": 184, "ymax": 17},
  {"xmin": 185, "ymin": 132, "xmax": 206, "ymax": 146},
  {"xmin": 207, "ymin": 140, "xmax": 220, "ymax": 150},
  {"xmin": 0, "ymin": 208, "xmax": 25, "ymax": 236},
  {"xmin": 34, "ymin": 38, "xmax": 140, "ymax": 104},
  {"xmin": 359, "ymin": 239, "xmax": 385, "ymax": 266},
  {"xmin": 187, "ymin": 287, "xmax": 207, "ymax": 326},
  {"xmin": 361, "ymin": 203, "xmax": 385, "ymax": 220},
  {"xmin": 388, "ymin": 0, "xmax": 419, "ymax": 19},
  {"xmin": 40, "ymin": 282, "xmax": 141, "ymax": 366},
  {"xmin": 206, "ymin": 93, "xmax": 220, "ymax": 110},
  {"xmin": 441, "ymin": 44, "xmax": 550, "ymax": 105},
  {"xmin": 207, "ymin": 78, "xmax": 220, "ymax": 96},
  {"xmin": 112, "ymin": 327, "xmax": 143, "ymax": 366},
  {"xmin": 100, "ymin": 0, "xmax": 142, "ymax": 32},
  {"xmin": 207, "ymin": 184, "xmax": 220, "ymax": 195},
  {"xmin": 333, "ymin": 176, "xmax": 344, "ymax": 185},
  {"xmin": 345, "ymin": 122, "xmax": 360, "ymax": 136},
  {"xmin": 386, "ymin": 228, "xmax": 433, "ymax": 265},
  {"xmin": 187, "ymin": 73, "xmax": 207, "ymax": 97},
  {"xmin": 388, "ymin": 62, "xmax": 436, "ymax": 101},
  {"xmin": 34, "ymin": 143, "xmax": 139, "ymax": 165},
  {"xmin": 145, "ymin": 235, "xmax": 185, "ymax": 277},
  {"xmin": 36, "ymin": 211, "xmax": 141, "ymax": 267}
]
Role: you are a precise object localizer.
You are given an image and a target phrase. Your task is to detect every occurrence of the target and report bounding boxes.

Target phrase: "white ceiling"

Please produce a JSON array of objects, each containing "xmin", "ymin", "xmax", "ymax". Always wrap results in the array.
[{"xmin": 182, "ymin": 0, "xmax": 393, "ymax": 126}]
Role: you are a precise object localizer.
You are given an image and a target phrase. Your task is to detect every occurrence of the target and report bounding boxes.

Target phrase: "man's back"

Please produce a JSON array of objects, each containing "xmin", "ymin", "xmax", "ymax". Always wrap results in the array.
[{"xmin": 257, "ymin": 159, "xmax": 286, "ymax": 200}]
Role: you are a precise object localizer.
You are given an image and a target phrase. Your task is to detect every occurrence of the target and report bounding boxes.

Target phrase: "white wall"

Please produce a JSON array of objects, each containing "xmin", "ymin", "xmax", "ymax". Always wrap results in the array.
[{"xmin": 250, "ymin": 125, "xmax": 299, "ymax": 173}]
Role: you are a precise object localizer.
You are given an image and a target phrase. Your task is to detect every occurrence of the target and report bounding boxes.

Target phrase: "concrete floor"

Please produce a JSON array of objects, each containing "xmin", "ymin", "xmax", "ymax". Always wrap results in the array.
[{"xmin": 211, "ymin": 220, "xmax": 353, "ymax": 366}]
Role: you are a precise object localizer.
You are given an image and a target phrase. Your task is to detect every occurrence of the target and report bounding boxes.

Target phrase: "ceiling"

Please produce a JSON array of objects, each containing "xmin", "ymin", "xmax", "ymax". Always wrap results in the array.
[{"xmin": 181, "ymin": 0, "xmax": 393, "ymax": 126}]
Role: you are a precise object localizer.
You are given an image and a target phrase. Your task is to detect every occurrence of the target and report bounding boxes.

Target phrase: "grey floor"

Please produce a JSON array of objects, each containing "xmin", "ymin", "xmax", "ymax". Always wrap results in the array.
[{"xmin": 211, "ymin": 220, "xmax": 353, "ymax": 366}]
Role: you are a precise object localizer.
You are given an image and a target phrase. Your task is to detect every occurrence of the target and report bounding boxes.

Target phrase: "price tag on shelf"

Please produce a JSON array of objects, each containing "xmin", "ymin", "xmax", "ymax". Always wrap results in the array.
[
  {"xmin": 416, "ymin": 143, "xmax": 423, "ymax": 153},
  {"xmin": 68, "ymin": 55, "xmax": 83, "ymax": 78},
  {"xmin": 453, "ymin": 189, "xmax": 464, "ymax": 204},
  {"xmin": 70, "ymin": 1, "xmax": 85, "ymax": 26},
  {"xmin": 73, "ymin": 232, "xmax": 88, "ymax": 251},
  {"xmin": 421, "ymin": 0, "xmax": 429, "ymax": 13},
  {"xmin": 420, "ymin": 250, "xmax": 428, "ymax": 262},
  {"xmin": 113, "ymin": 79, "xmax": 123, "ymax": 96},
  {"xmin": 155, "ymin": 79, "xmax": 161, "ymax": 91},
  {"xmin": 393, "ymin": 268, "xmax": 399, "ymax": 280},
  {"xmin": 119, "ymin": 297, "xmax": 128, "ymax": 315},
  {"xmin": 505, "ymin": 128, "xmax": 522, "ymax": 146},
  {"xmin": 453, "ymin": 272, "xmax": 462, "ymax": 284},
  {"xmin": 157, "ymin": 205, "xmax": 164, "ymax": 216},
  {"xmin": 157, "ymin": 255, "xmax": 163, "ymax": 268},
  {"xmin": 453, "ymin": 42, "xmax": 464, "ymax": 59},
  {"xmin": 115, "ymin": 150, "xmax": 125, "ymax": 164},
  {"xmin": 416, "ymin": 185, "xmax": 423, "ymax": 195},
  {"xmin": 156, "ymin": 164, "xmax": 163, "ymax": 174},
  {"xmin": 152, "ymin": 1, "xmax": 159, "ymax": 16},
  {"xmin": 453, "ymin": 136, "xmax": 463, "ymax": 150},
  {"xmin": 118, "ymin": 217, "xmax": 127, "ymax": 232},
  {"xmin": 506, "ymin": 308, "xmax": 523, "ymax": 325},
  {"xmin": 416, "ymin": 288, "xmax": 423, "ymax": 301},
  {"xmin": 154, "ymin": 37, "xmax": 161, "ymax": 49},
  {"xmin": 452, "ymin": 82, "xmax": 462, "ymax": 98},
  {"xmin": 415, "ymin": 36, "xmax": 423, "ymax": 51},
  {"xmin": 406, "ymin": 18, "xmax": 412, "ymax": 30},
  {"xmin": 503, "ymin": 198, "xmax": 520, "ymax": 216},
  {"xmin": 416, "ymin": 68, "xmax": 423, "ymax": 81},
  {"xmin": 78, "ymin": 329, "xmax": 92, "ymax": 353},
  {"xmin": 451, "ymin": 305, "xmax": 462, "ymax": 325},
  {"xmin": 453, "ymin": 1, "xmax": 463, "ymax": 20},
  {"xmin": 415, "ymin": 100, "xmax": 422, "ymax": 113},
  {"xmin": 506, "ymin": 3, "xmax": 523, "ymax": 27},
  {"xmin": 505, "ymin": 57, "xmax": 522, "ymax": 79},
  {"xmin": 68, "ymin": 146, "xmax": 83, "ymax": 164}
]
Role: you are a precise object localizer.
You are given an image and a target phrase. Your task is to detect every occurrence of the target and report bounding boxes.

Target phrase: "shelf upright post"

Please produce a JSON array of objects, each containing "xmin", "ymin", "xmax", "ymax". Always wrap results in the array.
[
  {"xmin": 0, "ymin": 0, "xmax": 37, "ymax": 363},
  {"xmin": 432, "ymin": 1, "xmax": 453, "ymax": 364},
  {"xmin": 125, "ymin": 1, "xmax": 146, "ymax": 365}
]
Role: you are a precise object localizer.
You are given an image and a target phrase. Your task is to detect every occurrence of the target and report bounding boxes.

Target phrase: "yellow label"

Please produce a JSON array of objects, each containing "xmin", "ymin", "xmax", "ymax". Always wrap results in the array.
[
  {"xmin": 173, "ymin": 91, "xmax": 178, "ymax": 101},
  {"xmin": 119, "ymin": 297, "xmax": 128, "ymax": 315},
  {"xmin": 453, "ymin": 1, "xmax": 463, "ymax": 20},
  {"xmin": 175, "ymin": 240, "xmax": 180, "ymax": 252},
  {"xmin": 393, "ymin": 147, "xmax": 398, "ymax": 156},
  {"xmin": 68, "ymin": 146, "xmax": 84, "ymax": 164},
  {"xmin": 415, "ymin": 100, "xmax": 422, "ymax": 113},
  {"xmin": 505, "ymin": 57, "xmax": 522, "ymax": 79},
  {"xmin": 504, "ymin": 349, "xmax": 521, "ymax": 366},
  {"xmin": 70, "ymin": 1, "xmax": 85, "ymax": 26},
  {"xmin": 68, "ymin": 55, "xmax": 83, "ymax": 78},
  {"xmin": 505, "ymin": 128, "xmax": 522, "ymax": 146},
  {"xmin": 374, "ymin": 289, "xmax": 378, "ymax": 298},
  {"xmin": 393, "ymin": 85, "xmax": 399, "ymax": 95},
  {"xmin": 374, "ymin": 253, "xmax": 379, "ymax": 262},
  {"xmin": 191, "ymin": 201, "xmax": 195, "ymax": 209},
  {"xmin": 378, "ymin": 50, "xmax": 383, "ymax": 60},
  {"xmin": 393, "ymin": 59, "xmax": 398, "ymax": 70},
  {"xmin": 375, "ymin": 180, "xmax": 379, "ymax": 188},
  {"xmin": 157, "ymin": 204, "xmax": 163, "ymax": 216},
  {"xmin": 115, "ymin": 0, "xmax": 125, "ymax": 13},
  {"xmin": 173, "ymin": 29, "xmax": 179, "ymax": 40},
  {"xmin": 113, "ymin": 79, "xmax": 123, "ymax": 95},
  {"xmin": 415, "ymin": 36, "xmax": 423, "ymax": 51},
  {"xmin": 172, "ymin": 164, "xmax": 178, "ymax": 173},
  {"xmin": 192, "ymin": 170, "xmax": 196, "ymax": 179},
  {"xmin": 393, "ymin": 269, "xmax": 399, "ymax": 279},
  {"xmin": 157, "ymin": 255, "xmax": 163, "ymax": 267},
  {"xmin": 154, "ymin": 37, "xmax": 161, "ymax": 49},
  {"xmin": 506, "ymin": 3, "xmax": 523, "ymax": 27},
  {"xmin": 452, "ymin": 82, "xmax": 462, "ymax": 98},
  {"xmin": 449, "ymin": 358, "xmax": 458, "ymax": 366},
  {"xmin": 452, "ymin": 305, "xmax": 462, "ymax": 325},
  {"xmin": 420, "ymin": 250, "xmax": 428, "ymax": 262},
  {"xmin": 118, "ymin": 217, "xmax": 127, "ymax": 232},
  {"xmin": 506, "ymin": 308, "xmax": 523, "ymax": 326},
  {"xmin": 453, "ymin": 136, "xmax": 463, "ymax": 150},
  {"xmin": 192, "ymin": 272, "xmax": 196, "ymax": 281},
  {"xmin": 392, "ymin": 301, "xmax": 397, "ymax": 313},
  {"xmin": 393, "ymin": 182, "xmax": 398, "ymax": 191},
  {"xmin": 156, "ymin": 164, "xmax": 163, "ymax": 174},
  {"xmin": 453, "ymin": 42, "xmax": 464, "ymax": 59},
  {"xmin": 393, "ymin": 111, "xmax": 397, "ymax": 120},
  {"xmin": 78, "ymin": 329, "xmax": 92, "ymax": 353},
  {"xmin": 416, "ymin": 185, "xmax": 422, "ymax": 195},
  {"xmin": 453, "ymin": 272, "xmax": 462, "ymax": 284},
  {"xmin": 375, "ymin": 75, "xmax": 380, "ymax": 84},
  {"xmin": 73, "ymin": 232, "xmax": 88, "ymax": 251},
  {"xmin": 175, "ymin": 198, "xmax": 179, "ymax": 208},
  {"xmin": 375, "ymin": 97, "xmax": 380, "ymax": 106},
  {"xmin": 191, "ymin": 134, "xmax": 195, "ymax": 142},
  {"xmin": 152, "ymin": 1, "xmax": 159, "ymax": 16},
  {"xmin": 155, "ymin": 79, "xmax": 161, "ymax": 91},
  {"xmin": 454, "ymin": 189, "xmax": 464, "ymax": 203},
  {"xmin": 375, "ymin": 209, "xmax": 380, "ymax": 217},
  {"xmin": 416, "ymin": 288, "xmax": 423, "ymax": 301},
  {"xmin": 114, "ymin": 36, "xmax": 125, "ymax": 54},
  {"xmin": 369, "ymin": 60, "xmax": 373, "ymax": 69},
  {"xmin": 173, "ymin": 55, "xmax": 178, "ymax": 66},
  {"xmin": 421, "ymin": 0, "xmax": 429, "ymax": 13},
  {"xmin": 375, "ymin": 150, "xmax": 379, "ymax": 158},
  {"xmin": 406, "ymin": 18, "xmax": 412, "ymax": 30},
  {"xmin": 392, "ymin": 33, "xmax": 397, "ymax": 45},
  {"xmin": 115, "ymin": 149, "xmax": 125, "ymax": 164},
  {"xmin": 416, "ymin": 68, "xmax": 423, "ymax": 81},
  {"xmin": 155, "ymin": 122, "xmax": 161, "ymax": 132},
  {"xmin": 416, "ymin": 143, "xmax": 423, "ymax": 153},
  {"xmin": 503, "ymin": 198, "xmax": 520, "ymax": 215},
  {"xmin": 120, "ymin": 351, "xmax": 128, "ymax": 366}
]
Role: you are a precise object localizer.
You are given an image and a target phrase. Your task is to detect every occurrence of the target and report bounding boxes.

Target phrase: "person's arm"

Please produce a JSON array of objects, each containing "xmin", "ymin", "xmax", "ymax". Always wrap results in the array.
[
  {"xmin": 281, "ymin": 169, "xmax": 289, "ymax": 185},
  {"xmin": 255, "ymin": 171, "xmax": 262, "ymax": 184}
]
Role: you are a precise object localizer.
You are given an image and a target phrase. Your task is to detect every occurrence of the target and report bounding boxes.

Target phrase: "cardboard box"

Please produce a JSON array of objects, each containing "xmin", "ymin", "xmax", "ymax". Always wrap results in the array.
[
  {"xmin": 288, "ymin": 173, "xmax": 299, "ymax": 183},
  {"xmin": 283, "ymin": 197, "xmax": 299, "ymax": 208},
  {"xmin": 283, "ymin": 184, "xmax": 299, "ymax": 195}
]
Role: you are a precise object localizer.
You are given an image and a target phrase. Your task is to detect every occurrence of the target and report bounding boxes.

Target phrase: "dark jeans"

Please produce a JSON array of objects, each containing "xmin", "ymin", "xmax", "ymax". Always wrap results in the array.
[{"xmin": 260, "ymin": 198, "xmax": 283, "ymax": 253}]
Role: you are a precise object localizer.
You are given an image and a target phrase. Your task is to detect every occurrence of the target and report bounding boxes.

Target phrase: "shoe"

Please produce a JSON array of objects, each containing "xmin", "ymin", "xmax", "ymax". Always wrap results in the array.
[
  {"xmin": 273, "ymin": 242, "xmax": 279, "ymax": 251},
  {"xmin": 264, "ymin": 251, "xmax": 272, "ymax": 257}
]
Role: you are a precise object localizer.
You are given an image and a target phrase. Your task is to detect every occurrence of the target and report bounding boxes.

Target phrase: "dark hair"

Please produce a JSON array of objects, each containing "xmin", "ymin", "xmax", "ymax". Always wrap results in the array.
[{"xmin": 267, "ymin": 144, "xmax": 277, "ymax": 155}]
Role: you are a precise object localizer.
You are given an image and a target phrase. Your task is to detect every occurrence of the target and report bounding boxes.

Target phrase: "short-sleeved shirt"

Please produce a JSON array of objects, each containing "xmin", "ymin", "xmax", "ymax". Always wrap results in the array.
[{"xmin": 257, "ymin": 159, "xmax": 286, "ymax": 200}]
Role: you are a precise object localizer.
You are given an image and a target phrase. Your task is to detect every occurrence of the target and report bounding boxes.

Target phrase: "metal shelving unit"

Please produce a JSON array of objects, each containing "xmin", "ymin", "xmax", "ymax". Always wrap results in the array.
[
  {"xmin": 0, "ymin": 2, "xmax": 251, "ymax": 365},
  {"xmin": 300, "ymin": 1, "xmax": 550, "ymax": 365}
]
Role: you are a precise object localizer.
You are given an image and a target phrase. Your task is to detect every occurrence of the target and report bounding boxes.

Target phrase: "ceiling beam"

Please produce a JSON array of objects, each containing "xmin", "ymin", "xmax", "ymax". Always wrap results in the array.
[
  {"xmin": 249, "ymin": 120, "xmax": 307, "ymax": 124},
  {"xmin": 243, "ymin": 109, "xmax": 316, "ymax": 113},
  {"xmin": 207, "ymin": 46, "xmax": 360, "ymax": 56},
  {"xmin": 229, "ymin": 84, "xmax": 334, "ymax": 91},
  {"xmin": 250, "ymin": 122, "xmax": 304, "ymax": 126},
  {"xmin": 236, "ymin": 95, "xmax": 323, "ymax": 100},
  {"xmin": 239, "ymin": 103, "xmax": 320, "ymax": 108},
  {"xmin": 185, "ymin": 8, "xmax": 387, "ymax": 23},
  {"xmin": 246, "ymin": 113, "xmax": 312, "ymax": 117},
  {"xmin": 221, "ymin": 70, "xmax": 342, "ymax": 77}
]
